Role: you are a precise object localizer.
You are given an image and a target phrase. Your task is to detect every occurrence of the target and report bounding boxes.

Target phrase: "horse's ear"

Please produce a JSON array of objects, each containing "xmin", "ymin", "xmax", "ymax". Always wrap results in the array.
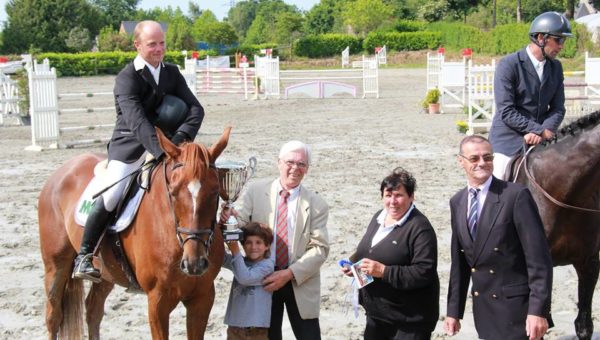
[
  {"xmin": 156, "ymin": 128, "xmax": 180, "ymax": 158},
  {"xmin": 209, "ymin": 126, "xmax": 232, "ymax": 161}
]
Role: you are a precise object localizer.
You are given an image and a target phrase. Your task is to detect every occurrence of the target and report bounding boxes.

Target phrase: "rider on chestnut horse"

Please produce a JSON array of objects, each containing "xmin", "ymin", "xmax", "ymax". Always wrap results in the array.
[{"xmin": 73, "ymin": 20, "xmax": 204, "ymax": 282}]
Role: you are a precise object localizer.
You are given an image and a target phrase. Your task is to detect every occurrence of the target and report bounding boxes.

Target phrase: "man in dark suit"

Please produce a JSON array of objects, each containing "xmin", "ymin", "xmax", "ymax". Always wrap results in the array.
[
  {"xmin": 444, "ymin": 135, "xmax": 553, "ymax": 340},
  {"xmin": 73, "ymin": 20, "xmax": 204, "ymax": 282},
  {"xmin": 490, "ymin": 11, "xmax": 571, "ymax": 179}
]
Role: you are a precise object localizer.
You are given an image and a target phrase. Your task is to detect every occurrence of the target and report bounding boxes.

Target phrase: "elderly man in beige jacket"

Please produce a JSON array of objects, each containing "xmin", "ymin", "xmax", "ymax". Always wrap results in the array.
[{"xmin": 222, "ymin": 140, "xmax": 329, "ymax": 340}]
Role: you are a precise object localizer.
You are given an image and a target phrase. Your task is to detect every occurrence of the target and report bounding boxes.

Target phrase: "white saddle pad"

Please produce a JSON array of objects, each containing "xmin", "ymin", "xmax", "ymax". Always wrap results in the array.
[{"xmin": 74, "ymin": 176, "xmax": 145, "ymax": 233}]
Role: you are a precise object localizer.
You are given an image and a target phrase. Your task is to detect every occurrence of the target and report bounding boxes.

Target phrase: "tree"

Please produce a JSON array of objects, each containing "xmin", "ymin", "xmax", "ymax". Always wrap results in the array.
[
  {"xmin": 3, "ymin": 0, "xmax": 102, "ymax": 53},
  {"xmin": 384, "ymin": 0, "xmax": 421, "ymax": 19},
  {"xmin": 274, "ymin": 11, "xmax": 303, "ymax": 53},
  {"xmin": 203, "ymin": 22, "xmax": 239, "ymax": 45},
  {"xmin": 446, "ymin": 0, "xmax": 487, "ymax": 22},
  {"xmin": 303, "ymin": 0, "xmax": 349, "ymax": 34},
  {"xmin": 418, "ymin": 0, "xmax": 448, "ymax": 22},
  {"xmin": 245, "ymin": 14, "xmax": 269, "ymax": 44},
  {"xmin": 188, "ymin": 1, "xmax": 203, "ymax": 21},
  {"xmin": 97, "ymin": 26, "xmax": 133, "ymax": 51},
  {"xmin": 192, "ymin": 10, "xmax": 219, "ymax": 42},
  {"xmin": 226, "ymin": 0, "xmax": 258, "ymax": 41},
  {"xmin": 167, "ymin": 15, "xmax": 195, "ymax": 51},
  {"xmin": 65, "ymin": 27, "xmax": 93, "ymax": 52},
  {"xmin": 90, "ymin": 0, "xmax": 139, "ymax": 30},
  {"xmin": 343, "ymin": 0, "xmax": 394, "ymax": 36}
]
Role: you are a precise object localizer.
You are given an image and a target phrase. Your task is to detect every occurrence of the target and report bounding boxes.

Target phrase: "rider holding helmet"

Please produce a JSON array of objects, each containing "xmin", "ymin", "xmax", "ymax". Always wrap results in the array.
[{"xmin": 490, "ymin": 11, "xmax": 571, "ymax": 179}]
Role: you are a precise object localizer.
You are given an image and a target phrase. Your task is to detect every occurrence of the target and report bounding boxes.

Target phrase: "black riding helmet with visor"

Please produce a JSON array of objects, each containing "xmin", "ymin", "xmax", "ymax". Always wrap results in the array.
[{"xmin": 529, "ymin": 11, "xmax": 573, "ymax": 59}]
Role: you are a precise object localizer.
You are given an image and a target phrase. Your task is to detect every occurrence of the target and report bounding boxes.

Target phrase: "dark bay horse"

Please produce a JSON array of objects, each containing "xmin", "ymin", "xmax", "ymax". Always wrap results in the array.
[
  {"xmin": 513, "ymin": 111, "xmax": 600, "ymax": 340},
  {"xmin": 38, "ymin": 127, "xmax": 231, "ymax": 339}
]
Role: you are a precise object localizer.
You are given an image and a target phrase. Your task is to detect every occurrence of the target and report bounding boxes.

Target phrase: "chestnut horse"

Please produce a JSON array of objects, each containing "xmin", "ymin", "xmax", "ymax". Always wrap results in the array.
[
  {"xmin": 38, "ymin": 127, "xmax": 231, "ymax": 339},
  {"xmin": 512, "ymin": 111, "xmax": 600, "ymax": 339}
]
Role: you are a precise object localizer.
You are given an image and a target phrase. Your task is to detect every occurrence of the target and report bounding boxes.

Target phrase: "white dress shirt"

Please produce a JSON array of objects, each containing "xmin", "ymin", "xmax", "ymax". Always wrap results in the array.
[
  {"xmin": 133, "ymin": 55, "xmax": 162, "ymax": 85},
  {"xmin": 467, "ymin": 176, "xmax": 493, "ymax": 221}
]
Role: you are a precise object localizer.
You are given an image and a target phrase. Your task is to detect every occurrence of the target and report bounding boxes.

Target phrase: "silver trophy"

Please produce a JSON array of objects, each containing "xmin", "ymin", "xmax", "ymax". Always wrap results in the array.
[{"xmin": 216, "ymin": 157, "xmax": 257, "ymax": 241}]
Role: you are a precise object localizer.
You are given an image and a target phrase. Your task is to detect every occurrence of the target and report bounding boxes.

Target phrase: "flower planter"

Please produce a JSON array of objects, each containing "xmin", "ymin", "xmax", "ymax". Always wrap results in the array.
[{"xmin": 428, "ymin": 103, "xmax": 440, "ymax": 114}]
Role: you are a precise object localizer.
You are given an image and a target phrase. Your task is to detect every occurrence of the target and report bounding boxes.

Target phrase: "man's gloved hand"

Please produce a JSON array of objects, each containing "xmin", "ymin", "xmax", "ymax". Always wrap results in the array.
[{"xmin": 171, "ymin": 131, "xmax": 190, "ymax": 146}]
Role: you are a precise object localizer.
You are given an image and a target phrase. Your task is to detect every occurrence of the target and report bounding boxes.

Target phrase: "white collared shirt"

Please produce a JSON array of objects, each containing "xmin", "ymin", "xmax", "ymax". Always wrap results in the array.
[
  {"xmin": 467, "ymin": 176, "xmax": 493, "ymax": 221},
  {"xmin": 371, "ymin": 203, "xmax": 416, "ymax": 247},
  {"xmin": 133, "ymin": 55, "xmax": 162, "ymax": 85},
  {"xmin": 526, "ymin": 45, "xmax": 545, "ymax": 81},
  {"xmin": 272, "ymin": 182, "xmax": 301, "ymax": 262}
]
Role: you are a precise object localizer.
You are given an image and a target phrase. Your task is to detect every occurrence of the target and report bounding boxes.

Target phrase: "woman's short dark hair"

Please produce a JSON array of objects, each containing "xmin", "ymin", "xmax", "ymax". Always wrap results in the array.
[
  {"xmin": 241, "ymin": 222, "xmax": 274, "ymax": 258},
  {"xmin": 380, "ymin": 167, "xmax": 417, "ymax": 197}
]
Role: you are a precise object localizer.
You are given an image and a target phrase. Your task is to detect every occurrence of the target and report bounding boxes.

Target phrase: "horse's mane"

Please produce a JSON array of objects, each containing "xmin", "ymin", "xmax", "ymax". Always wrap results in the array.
[
  {"xmin": 549, "ymin": 110, "xmax": 600, "ymax": 144},
  {"xmin": 179, "ymin": 142, "xmax": 210, "ymax": 180}
]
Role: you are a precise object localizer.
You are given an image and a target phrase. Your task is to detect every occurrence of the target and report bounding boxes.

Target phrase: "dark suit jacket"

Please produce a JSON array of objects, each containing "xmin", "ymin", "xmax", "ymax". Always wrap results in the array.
[
  {"xmin": 447, "ymin": 177, "xmax": 553, "ymax": 340},
  {"xmin": 108, "ymin": 62, "xmax": 204, "ymax": 162},
  {"xmin": 350, "ymin": 208, "xmax": 439, "ymax": 332},
  {"xmin": 490, "ymin": 47, "xmax": 565, "ymax": 155}
]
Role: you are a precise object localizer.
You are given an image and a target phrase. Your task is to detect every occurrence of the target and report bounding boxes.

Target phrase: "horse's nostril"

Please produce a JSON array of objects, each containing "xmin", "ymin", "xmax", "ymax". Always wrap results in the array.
[{"xmin": 180, "ymin": 259, "xmax": 188, "ymax": 273}]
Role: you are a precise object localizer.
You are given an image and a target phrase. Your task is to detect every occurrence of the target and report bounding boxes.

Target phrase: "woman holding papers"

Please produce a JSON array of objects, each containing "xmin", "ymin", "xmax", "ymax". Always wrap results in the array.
[{"xmin": 342, "ymin": 167, "xmax": 439, "ymax": 340}]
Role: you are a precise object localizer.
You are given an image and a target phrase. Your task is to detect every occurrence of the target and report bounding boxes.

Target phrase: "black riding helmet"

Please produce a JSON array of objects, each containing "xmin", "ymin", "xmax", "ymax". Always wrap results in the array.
[
  {"xmin": 529, "ymin": 11, "xmax": 572, "ymax": 59},
  {"xmin": 154, "ymin": 94, "xmax": 189, "ymax": 140}
]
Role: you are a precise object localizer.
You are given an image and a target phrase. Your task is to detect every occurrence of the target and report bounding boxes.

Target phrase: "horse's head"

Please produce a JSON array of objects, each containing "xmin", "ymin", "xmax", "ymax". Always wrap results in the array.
[{"xmin": 157, "ymin": 127, "xmax": 231, "ymax": 276}]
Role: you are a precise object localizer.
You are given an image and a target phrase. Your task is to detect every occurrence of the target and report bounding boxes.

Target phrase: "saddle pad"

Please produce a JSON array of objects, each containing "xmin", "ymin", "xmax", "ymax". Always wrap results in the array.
[{"xmin": 74, "ymin": 176, "xmax": 145, "ymax": 233}]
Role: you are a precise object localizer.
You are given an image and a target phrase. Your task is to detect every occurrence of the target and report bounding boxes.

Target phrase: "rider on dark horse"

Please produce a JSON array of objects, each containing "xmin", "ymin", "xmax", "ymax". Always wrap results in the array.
[
  {"xmin": 489, "ymin": 11, "xmax": 572, "ymax": 179},
  {"xmin": 72, "ymin": 20, "xmax": 204, "ymax": 282}
]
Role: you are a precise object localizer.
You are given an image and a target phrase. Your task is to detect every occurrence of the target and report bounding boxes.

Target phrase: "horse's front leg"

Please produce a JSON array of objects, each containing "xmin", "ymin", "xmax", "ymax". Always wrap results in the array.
[
  {"xmin": 85, "ymin": 280, "xmax": 114, "ymax": 340},
  {"xmin": 574, "ymin": 254, "xmax": 599, "ymax": 340},
  {"xmin": 182, "ymin": 284, "xmax": 215, "ymax": 340},
  {"xmin": 147, "ymin": 289, "xmax": 179, "ymax": 340}
]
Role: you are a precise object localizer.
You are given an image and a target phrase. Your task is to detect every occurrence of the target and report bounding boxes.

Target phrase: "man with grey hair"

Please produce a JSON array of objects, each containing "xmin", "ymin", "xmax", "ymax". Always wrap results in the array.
[{"xmin": 221, "ymin": 140, "xmax": 329, "ymax": 340}]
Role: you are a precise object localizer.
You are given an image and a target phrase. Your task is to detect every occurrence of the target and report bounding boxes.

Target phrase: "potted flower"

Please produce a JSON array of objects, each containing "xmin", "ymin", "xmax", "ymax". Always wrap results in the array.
[
  {"xmin": 422, "ymin": 88, "xmax": 440, "ymax": 114},
  {"xmin": 455, "ymin": 120, "xmax": 468, "ymax": 134}
]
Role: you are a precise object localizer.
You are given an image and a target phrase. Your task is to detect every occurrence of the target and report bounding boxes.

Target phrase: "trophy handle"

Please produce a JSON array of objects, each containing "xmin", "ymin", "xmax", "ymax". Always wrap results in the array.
[{"xmin": 247, "ymin": 156, "xmax": 257, "ymax": 180}]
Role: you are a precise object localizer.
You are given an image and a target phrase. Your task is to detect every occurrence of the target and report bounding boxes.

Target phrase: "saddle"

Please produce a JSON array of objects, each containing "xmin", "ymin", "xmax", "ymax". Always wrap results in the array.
[{"xmin": 74, "ymin": 158, "xmax": 158, "ymax": 293}]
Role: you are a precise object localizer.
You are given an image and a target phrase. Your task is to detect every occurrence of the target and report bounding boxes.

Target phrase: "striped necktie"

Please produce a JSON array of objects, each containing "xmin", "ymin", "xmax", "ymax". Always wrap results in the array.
[
  {"xmin": 468, "ymin": 188, "xmax": 480, "ymax": 240},
  {"xmin": 275, "ymin": 190, "xmax": 290, "ymax": 269}
]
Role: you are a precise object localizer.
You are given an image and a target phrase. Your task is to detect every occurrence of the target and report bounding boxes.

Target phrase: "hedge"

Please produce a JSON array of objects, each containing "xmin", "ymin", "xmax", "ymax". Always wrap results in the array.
[
  {"xmin": 363, "ymin": 31, "xmax": 441, "ymax": 52},
  {"xmin": 224, "ymin": 43, "xmax": 279, "ymax": 61},
  {"xmin": 426, "ymin": 22, "xmax": 488, "ymax": 53},
  {"xmin": 34, "ymin": 51, "xmax": 201, "ymax": 77},
  {"xmin": 294, "ymin": 34, "xmax": 363, "ymax": 58},
  {"xmin": 395, "ymin": 20, "xmax": 427, "ymax": 32}
]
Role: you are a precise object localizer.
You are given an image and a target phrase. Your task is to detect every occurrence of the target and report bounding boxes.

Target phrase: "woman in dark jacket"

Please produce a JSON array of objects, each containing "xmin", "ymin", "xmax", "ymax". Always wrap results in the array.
[{"xmin": 342, "ymin": 167, "xmax": 439, "ymax": 340}]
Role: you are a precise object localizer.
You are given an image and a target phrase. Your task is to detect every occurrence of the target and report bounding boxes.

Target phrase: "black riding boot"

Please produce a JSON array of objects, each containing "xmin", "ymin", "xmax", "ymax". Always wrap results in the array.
[{"xmin": 73, "ymin": 197, "xmax": 112, "ymax": 283}]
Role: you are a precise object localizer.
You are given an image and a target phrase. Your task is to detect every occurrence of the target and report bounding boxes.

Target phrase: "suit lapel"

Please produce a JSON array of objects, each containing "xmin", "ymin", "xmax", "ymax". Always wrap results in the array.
[
  {"xmin": 519, "ymin": 49, "xmax": 541, "ymax": 86},
  {"xmin": 473, "ymin": 178, "xmax": 504, "ymax": 262},
  {"xmin": 540, "ymin": 61, "xmax": 554, "ymax": 91},
  {"xmin": 292, "ymin": 186, "xmax": 309, "ymax": 257},
  {"xmin": 268, "ymin": 180, "xmax": 278, "ymax": 229},
  {"xmin": 456, "ymin": 188, "xmax": 475, "ymax": 259},
  {"xmin": 138, "ymin": 66, "xmax": 160, "ymax": 93}
]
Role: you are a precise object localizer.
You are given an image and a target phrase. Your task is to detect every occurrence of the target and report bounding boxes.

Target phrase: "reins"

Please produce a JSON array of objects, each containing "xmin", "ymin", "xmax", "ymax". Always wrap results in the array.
[{"xmin": 522, "ymin": 146, "xmax": 600, "ymax": 213}]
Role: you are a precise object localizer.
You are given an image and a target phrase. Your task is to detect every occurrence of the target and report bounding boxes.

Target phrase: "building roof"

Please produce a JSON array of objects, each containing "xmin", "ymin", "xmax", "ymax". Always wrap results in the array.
[{"xmin": 119, "ymin": 21, "xmax": 169, "ymax": 36}]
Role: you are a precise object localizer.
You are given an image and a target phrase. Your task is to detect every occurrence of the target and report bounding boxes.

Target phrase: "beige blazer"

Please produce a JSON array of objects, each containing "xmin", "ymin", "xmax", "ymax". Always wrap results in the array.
[{"xmin": 236, "ymin": 178, "xmax": 330, "ymax": 319}]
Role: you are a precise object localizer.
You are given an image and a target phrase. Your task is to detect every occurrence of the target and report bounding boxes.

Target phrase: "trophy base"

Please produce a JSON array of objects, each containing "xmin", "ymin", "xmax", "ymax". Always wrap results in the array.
[{"xmin": 223, "ymin": 228, "xmax": 244, "ymax": 241}]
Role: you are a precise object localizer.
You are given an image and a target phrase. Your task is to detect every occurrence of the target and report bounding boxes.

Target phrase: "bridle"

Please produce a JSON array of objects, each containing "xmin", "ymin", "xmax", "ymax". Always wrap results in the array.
[
  {"xmin": 522, "ymin": 146, "xmax": 600, "ymax": 213},
  {"xmin": 162, "ymin": 156, "xmax": 220, "ymax": 251}
]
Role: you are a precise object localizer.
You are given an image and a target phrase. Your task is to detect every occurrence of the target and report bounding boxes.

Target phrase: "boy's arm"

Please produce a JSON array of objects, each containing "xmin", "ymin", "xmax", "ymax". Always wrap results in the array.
[{"xmin": 232, "ymin": 255, "xmax": 274, "ymax": 286}]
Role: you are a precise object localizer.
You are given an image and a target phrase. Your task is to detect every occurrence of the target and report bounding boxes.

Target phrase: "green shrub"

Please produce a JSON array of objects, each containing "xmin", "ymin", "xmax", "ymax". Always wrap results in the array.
[
  {"xmin": 491, "ymin": 23, "xmax": 529, "ymax": 55},
  {"xmin": 422, "ymin": 88, "xmax": 440, "ymax": 108},
  {"xmin": 394, "ymin": 20, "xmax": 427, "ymax": 32},
  {"xmin": 427, "ymin": 22, "xmax": 488, "ymax": 53},
  {"xmin": 294, "ymin": 34, "xmax": 363, "ymax": 58},
  {"xmin": 363, "ymin": 31, "xmax": 441, "ymax": 52},
  {"xmin": 34, "ymin": 51, "xmax": 189, "ymax": 77}
]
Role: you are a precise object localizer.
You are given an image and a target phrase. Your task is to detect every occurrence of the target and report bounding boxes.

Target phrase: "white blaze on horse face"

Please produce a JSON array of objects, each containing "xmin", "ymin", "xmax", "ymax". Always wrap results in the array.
[{"xmin": 187, "ymin": 180, "xmax": 202, "ymax": 215}]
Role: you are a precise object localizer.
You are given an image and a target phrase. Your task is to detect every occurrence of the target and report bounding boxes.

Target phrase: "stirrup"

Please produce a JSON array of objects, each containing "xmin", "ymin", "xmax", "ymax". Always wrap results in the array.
[{"xmin": 73, "ymin": 254, "xmax": 102, "ymax": 283}]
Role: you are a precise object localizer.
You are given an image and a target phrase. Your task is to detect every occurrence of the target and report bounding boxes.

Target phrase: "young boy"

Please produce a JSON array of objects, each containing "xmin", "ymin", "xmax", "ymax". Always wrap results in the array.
[{"xmin": 223, "ymin": 222, "xmax": 274, "ymax": 340}]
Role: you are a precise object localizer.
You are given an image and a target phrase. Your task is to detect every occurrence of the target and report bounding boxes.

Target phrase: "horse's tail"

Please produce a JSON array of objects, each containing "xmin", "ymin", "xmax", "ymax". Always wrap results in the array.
[{"xmin": 59, "ymin": 277, "xmax": 84, "ymax": 340}]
